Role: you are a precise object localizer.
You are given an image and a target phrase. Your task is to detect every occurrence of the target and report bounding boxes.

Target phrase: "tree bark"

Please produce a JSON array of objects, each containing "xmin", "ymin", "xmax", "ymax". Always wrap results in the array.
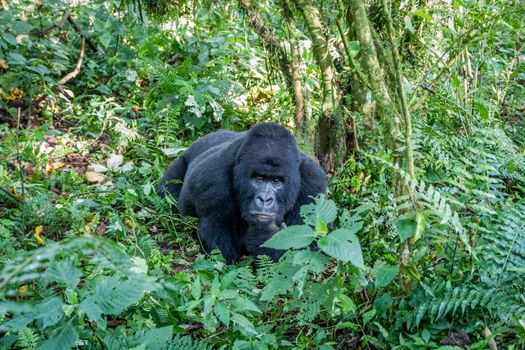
[
  {"xmin": 381, "ymin": 0, "xmax": 415, "ymax": 179},
  {"xmin": 292, "ymin": 0, "xmax": 346, "ymax": 174},
  {"xmin": 282, "ymin": 0, "xmax": 306, "ymax": 136},
  {"xmin": 347, "ymin": 0, "xmax": 402, "ymax": 156}
]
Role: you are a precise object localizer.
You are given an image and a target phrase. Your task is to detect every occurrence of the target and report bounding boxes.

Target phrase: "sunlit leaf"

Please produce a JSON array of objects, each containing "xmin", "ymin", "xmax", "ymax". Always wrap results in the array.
[
  {"xmin": 262, "ymin": 225, "xmax": 315, "ymax": 249},
  {"xmin": 318, "ymin": 228, "xmax": 363, "ymax": 268},
  {"xmin": 375, "ymin": 264, "xmax": 399, "ymax": 289}
]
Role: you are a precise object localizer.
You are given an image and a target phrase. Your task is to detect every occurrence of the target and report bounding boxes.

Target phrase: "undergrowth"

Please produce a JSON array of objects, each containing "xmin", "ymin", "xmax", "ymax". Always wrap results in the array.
[{"xmin": 1, "ymin": 0, "xmax": 524, "ymax": 349}]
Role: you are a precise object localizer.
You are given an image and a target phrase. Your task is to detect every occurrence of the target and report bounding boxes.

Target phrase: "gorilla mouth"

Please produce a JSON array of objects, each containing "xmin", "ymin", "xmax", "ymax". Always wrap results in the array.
[{"xmin": 249, "ymin": 211, "xmax": 276, "ymax": 221}]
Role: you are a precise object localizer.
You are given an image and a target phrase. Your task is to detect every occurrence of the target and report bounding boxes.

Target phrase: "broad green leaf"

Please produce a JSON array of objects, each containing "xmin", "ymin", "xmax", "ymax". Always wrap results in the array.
[
  {"xmin": 422, "ymin": 329, "xmax": 431, "ymax": 344},
  {"xmin": 64, "ymin": 289, "xmax": 78, "ymax": 305},
  {"xmin": 292, "ymin": 250, "xmax": 329, "ymax": 273},
  {"xmin": 214, "ymin": 302, "xmax": 230, "ymax": 326},
  {"xmin": 475, "ymin": 101, "xmax": 489, "ymax": 121},
  {"xmin": 414, "ymin": 212, "xmax": 426, "ymax": 242},
  {"xmin": 26, "ymin": 64, "xmax": 50, "ymax": 76},
  {"xmin": 79, "ymin": 297, "xmax": 106, "ymax": 329},
  {"xmin": 300, "ymin": 196, "xmax": 337, "ymax": 226},
  {"xmin": 316, "ymin": 197, "xmax": 338, "ymax": 224},
  {"xmin": 337, "ymin": 293, "xmax": 357, "ymax": 314},
  {"xmin": 219, "ymin": 289, "xmax": 238, "ymax": 299},
  {"xmin": 36, "ymin": 297, "xmax": 64, "ymax": 328},
  {"xmin": 44, "ymin": 259, "xmax": 81, "ymax": 289},
  {"xmin": 125, "ymin": 69, "xmax": 138, "ymax": 82},
  {"xmin": 363, "ymin": 309, "xmax": 376, "ymax": 325},
  {"xmin": 129, "ymin": 257, "xmax": 148, "ymax": 274},
  {"xmin": 38, "ymin": 322, "xmax": 78, "ymax": 350},
  {"xmin": 318, "ymin": 229, "xmax": 364, "ymax": 268},
  {"xmin": 396, "ymin": 217, "xmax": 416, "ymax": 243},
  {"xmin": 232, "ymin": 313, "xmax": 258, "ymax": 336},
  {"xmin": 375, "ymin": 264, "xmax": 399, "ymax": 289},
  {"xmin": 93, "ymin": 276, "xmax": 155, "ymax": 315},
  {"xmin": 8, "ymin": 52, "xmax": 26, "ymax": 64},
  {"xmin": 191, "ymin": 277, "xmax": 202, "ymax": 300},
  {"xmin": 0, "ymin": 314, "xmax": 34, "ymax": 332},
  {"xmin": 12, "ymin": 21, "xmax": 33, "ymax": 34},
  {"xmin": 3, "ymin": 33, "xmax": 18, "ymax": 46},
  {"xmin": 134, "ymin": 326, "xmax": 173, "ymax": 350},
  {"xmin": 231, "ymin": 298, "xmax": 260, "ymax": 314},
  {"xmin": 203, "ymin": 295, "xmax": 215, "ymax": 315},
  {"xmin": 211, "ymin": 274, "xmax": 220, "ymax": 296},
  {"xmin": 100, "ymin": 31, "xmax": 112, "ymax": 48},
  {"xmin": 262, "ymin": 225, "xmax": 315, "ymax": 249},
  {"xmin": 348, "ymin": 41, "xmax": 360, "ymax": 57}
]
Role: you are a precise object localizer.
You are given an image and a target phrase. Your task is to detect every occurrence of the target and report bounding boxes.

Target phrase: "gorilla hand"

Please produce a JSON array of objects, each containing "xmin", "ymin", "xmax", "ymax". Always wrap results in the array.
[{"xmin": 242, "ymin": 222, "xmax": 287, "ymax": 260}]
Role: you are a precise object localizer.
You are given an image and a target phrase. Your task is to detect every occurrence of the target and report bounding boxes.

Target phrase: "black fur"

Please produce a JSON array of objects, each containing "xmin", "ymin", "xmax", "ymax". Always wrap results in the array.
[{"xmin": 158, "ymin": 123, "xmax": 327, "ymax": 262}]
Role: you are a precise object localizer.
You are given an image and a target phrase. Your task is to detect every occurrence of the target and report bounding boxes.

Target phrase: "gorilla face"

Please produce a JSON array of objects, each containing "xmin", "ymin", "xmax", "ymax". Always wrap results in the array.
[
  {"xmin": 248, "ymin": 174, "xmax": 284, "ymax": 225},
  {"xmin": 234, "ymin": 126, "xmax": 301, "ymax": 230}
]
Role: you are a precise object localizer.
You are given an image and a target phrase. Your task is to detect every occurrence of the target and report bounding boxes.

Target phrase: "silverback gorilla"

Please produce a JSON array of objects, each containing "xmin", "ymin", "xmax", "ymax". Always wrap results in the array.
[{"xmin": 158, "ymin": 123, "xmax": 327, "ymax": 262}]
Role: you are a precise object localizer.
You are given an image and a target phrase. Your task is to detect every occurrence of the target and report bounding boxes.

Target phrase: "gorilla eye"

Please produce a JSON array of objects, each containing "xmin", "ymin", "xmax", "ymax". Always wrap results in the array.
[
  {"xmin": 272, "ymin": 177, "xmax": 282, "ymax": 183},
  {"xmin": 254, "ymin": 175, "xmax": 264, "ymax": 182}
]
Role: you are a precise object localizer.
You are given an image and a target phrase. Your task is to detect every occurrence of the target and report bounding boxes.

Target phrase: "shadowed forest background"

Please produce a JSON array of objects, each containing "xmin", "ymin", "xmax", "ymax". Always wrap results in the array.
[{"xmin": 0, "ymin": 0, "xmax": 524, "ymax": 349}]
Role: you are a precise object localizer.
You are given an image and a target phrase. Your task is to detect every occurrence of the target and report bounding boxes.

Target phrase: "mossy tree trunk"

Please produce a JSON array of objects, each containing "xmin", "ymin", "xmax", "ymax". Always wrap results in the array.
[
  {"xmin": 347, "ymin": 0, "xmax": 402, "ymax": 156},
  {"xmin": 283, "ymin": 0, "xmax": 306, "ymax": 138},
  {"xmin": 292, "ymin": 0, "xmax": 347, "ymax": 174},
  {"xmin": 348, "ymin": 0, "xmax": 416, "ymax": 293}
]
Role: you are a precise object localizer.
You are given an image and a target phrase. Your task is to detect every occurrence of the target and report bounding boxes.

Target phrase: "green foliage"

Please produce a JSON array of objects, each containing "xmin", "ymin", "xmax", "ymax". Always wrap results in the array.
[{"xmin": 1, "ymin": 0, "xmax": 524, "ymax": 348}]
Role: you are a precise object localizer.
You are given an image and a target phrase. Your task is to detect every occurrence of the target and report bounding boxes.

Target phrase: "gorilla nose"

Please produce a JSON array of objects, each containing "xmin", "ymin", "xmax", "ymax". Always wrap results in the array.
[{"xmin": 255, "ymin": 193, "xmax": 275, "ymax": 210}]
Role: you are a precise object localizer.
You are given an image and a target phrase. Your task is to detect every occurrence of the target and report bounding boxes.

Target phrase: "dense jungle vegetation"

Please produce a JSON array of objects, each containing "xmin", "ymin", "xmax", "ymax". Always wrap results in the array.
[{"xmin": 0, "ymin": 0, "xmax": 524, "ymax": 349}]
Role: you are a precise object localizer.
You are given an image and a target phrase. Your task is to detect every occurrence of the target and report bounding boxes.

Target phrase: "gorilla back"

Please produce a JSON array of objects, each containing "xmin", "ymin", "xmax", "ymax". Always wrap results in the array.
[{"xmin": 158, "ymin": 123, "xmax": 327, "ymax": 262}]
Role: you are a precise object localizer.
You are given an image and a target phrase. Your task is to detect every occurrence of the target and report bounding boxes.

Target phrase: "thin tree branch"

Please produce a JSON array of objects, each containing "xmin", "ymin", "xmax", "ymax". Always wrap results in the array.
[
  {"xmin": 59, "ymin": 36, "xmax": 86, "ymax": 84},
  {"xmin": 30, "ymin": 11, "xmax": 69, "ymax": 36},
  {"xmin": 64, "ymin": 11, "xmax": 100, "ymax": 54},
  {"xmin": 30, "ymin": 10, "xmax": 101, "ymax": 55}
]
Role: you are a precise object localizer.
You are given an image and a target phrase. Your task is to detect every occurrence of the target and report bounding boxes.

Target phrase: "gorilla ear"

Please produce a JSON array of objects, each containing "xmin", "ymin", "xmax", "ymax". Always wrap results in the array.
[{"xmin": 297, "ymin": 154, "xmax": 327, "ymax": 204}]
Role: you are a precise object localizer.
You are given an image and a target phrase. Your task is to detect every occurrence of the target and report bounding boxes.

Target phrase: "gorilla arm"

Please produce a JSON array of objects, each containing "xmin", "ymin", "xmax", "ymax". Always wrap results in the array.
[{"xmin": 178, "ymin": 140, "xmax": 245, "ymax": 262}]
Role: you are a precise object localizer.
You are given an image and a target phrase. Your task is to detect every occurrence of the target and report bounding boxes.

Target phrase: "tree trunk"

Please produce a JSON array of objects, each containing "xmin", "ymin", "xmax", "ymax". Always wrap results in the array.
[
  {"xmin": 282, "ymin": 0, "xmax": 306, "ymax": 137},
  {"xmin": 293, "ymin": 0, "xmax": 346, "ymax": 174},
  {"xmin": 347, "ymin": 0, "xmax": 402, "ymax": 156}
]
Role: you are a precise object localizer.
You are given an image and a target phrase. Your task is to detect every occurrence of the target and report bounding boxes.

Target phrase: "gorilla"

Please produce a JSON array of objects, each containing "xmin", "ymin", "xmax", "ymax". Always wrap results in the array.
[{"xmin": 158, "ymin": 122, "xmax": 327, "ymax": 262}]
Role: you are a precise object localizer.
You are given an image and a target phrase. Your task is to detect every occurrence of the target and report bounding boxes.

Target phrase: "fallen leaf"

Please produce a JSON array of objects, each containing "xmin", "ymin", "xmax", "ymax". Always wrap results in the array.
[
  {"xmin": 107, "ymin": 154, "xmax": 123, "ymax": 170},
  {"xmin": 121, "ymin": 161, "xmax": 133, "ymax": 172},
  {"xmin": 0, "ymin": 60, "xmax": 8, "ymax": 69},
  {"xmin": 87, "ymin": 163, "xmax": 108, "ymax": 173},
  {"xmin": 45, "ymin": 135, "xmax": 58, "ymax": 145},
  {"xmin": 46, "ymin": 161, "xmax": 65, "ymax": 173},
  {"xmin": 34, "ymin": 225, "xmax": 44, "ymax": 245},
  {"xmin": 86, "ymin": 171, "xmax": 106, "ymax": 184},
  {"xmin": 18, "ymin": 285, "xmax": 28, "ymax": 296}
]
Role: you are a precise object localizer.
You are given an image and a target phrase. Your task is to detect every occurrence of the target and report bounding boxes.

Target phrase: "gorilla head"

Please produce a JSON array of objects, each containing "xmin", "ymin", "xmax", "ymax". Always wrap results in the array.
[
  {"xmin": 158, "ymin": 122, "xmax": 327, "ymax": 262},
  {"xmin": 233, "ymin": 124, "xmax": 301, "ymax": 230}
]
